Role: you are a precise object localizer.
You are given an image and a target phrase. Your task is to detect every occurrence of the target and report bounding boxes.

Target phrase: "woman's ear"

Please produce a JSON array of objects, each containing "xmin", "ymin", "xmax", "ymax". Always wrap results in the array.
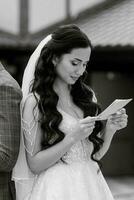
[{"xmin": 52, "ymin": 55, "xmax": 59, "ymax": 66}]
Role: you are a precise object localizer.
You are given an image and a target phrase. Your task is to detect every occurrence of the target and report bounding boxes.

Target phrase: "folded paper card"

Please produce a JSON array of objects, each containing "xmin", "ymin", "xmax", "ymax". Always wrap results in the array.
[{"xmin": 95, "ymin": 98, "xmax": 132, "ymax": 121}]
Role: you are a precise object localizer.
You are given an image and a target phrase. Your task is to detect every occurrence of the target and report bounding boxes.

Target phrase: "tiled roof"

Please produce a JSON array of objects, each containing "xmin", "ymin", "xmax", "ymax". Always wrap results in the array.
[
  {"xmin": 78, "ymin": 0, "xmax": 134, "ymax": 47},
  {"xmin": 0, "ymin": 0, "xmax": 134, "ymax": 48}
]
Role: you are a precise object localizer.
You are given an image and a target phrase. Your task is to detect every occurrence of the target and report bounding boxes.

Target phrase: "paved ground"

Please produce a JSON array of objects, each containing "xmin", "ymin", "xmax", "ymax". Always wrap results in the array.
[{"xmin": 106, "ymin": 176, "xmax": 134, "ymax": 200}]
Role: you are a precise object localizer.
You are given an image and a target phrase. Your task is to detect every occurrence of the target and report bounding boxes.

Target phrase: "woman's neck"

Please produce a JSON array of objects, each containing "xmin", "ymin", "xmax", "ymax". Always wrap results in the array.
[
  {"xmin": 53, "ymin": 79, "xmax": 71, "ymax": 98},
  {"xmin": 53, "ymin": 79, "xmax": 83, "ymax": 119}
]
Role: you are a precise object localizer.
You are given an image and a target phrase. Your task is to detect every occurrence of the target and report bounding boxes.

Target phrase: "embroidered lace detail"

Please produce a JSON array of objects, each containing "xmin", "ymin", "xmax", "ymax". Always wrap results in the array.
[
  {"xmin": 58, "ymin": 108, "xmax": 94, "ymax": 164},
  {"xmin": 22, "ymin": 105, "xmax": 39, "ymax": 156},
  {"xmin": 62, "ymin": 139, "xmax": 93, "ymax": 164}
]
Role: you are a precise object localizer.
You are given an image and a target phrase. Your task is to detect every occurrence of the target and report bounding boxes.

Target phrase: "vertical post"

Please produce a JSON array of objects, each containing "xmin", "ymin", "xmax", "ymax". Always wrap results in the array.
[
  {"xmin": 19, "ymin": 0, "xmax": 29, "ymax": 37},
  {"xmin": 66, "ymin": 0, "xmax": 71, "ymax": 19}
]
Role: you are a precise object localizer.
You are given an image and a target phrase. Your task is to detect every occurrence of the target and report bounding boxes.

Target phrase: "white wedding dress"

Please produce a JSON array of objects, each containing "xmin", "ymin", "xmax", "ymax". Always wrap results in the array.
[
  {"xmin": 18, "ymin": 105, "xmax": 114, "ymax": 200},
  {"xmin": 17, "ymin": 105, "xmax": 113, "ymax": 200},
  {"xmin": 12, "ymin": 33, "xmax": 114, "ymax": 200}
]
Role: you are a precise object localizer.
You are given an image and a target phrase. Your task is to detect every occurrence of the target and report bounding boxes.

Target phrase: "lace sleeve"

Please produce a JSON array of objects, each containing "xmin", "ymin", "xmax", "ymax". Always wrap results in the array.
[
  {"xmin": 12, "ymin": 101, "xmax": 39, "ymax": 200},
  {"xmin": 22, "ymin": 105, "xmax": 39, "ymax": 156}
]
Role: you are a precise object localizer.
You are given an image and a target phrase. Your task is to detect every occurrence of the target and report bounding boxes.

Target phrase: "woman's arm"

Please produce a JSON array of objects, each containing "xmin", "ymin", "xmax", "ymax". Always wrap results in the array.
[
  {"xmin": 23, "ymin": 95, "xmax": 75, "ymax": 174},
  {"xmin": 23, "ymin": 94, "xmax": 95, "ymax": 174},
  {"xmin": 94, "ymin": 108, "xmax": 128, "ymax": 160},
  {"xmin": 27, "ymin": 135, "xmax": 74, "ymax": 174},
  {"xmin": 94, "ymin": 123, "xmax": 116, "ymax": 160}
]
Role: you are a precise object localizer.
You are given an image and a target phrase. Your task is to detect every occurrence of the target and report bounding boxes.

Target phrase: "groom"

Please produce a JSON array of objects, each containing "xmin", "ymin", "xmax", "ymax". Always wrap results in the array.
[{"xmin": 0, "ymin": 62, "xmax": 22, "ymax": 200}]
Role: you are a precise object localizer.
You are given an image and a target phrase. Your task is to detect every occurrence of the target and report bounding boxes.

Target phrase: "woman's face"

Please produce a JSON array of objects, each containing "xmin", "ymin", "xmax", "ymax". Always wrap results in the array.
[{"xmin": 54, "ymin": 47, "xmax": 91, "ymax": 85}]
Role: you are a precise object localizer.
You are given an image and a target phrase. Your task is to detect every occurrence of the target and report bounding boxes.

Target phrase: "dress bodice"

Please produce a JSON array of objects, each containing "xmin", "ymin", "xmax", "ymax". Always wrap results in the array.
[
  {"xmin": 58, "ymin": 108, "xmax": 94, "ymax": 164},
  {"xmin": 15, "ymin": 96, "xmax": 115, "ymax": 200}
]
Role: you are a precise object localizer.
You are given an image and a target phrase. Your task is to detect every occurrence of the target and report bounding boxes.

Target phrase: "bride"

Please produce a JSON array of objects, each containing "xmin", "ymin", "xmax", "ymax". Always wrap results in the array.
[{"xmin": 12, "ymin": 24, "xmax": 128, "ymax": 200}]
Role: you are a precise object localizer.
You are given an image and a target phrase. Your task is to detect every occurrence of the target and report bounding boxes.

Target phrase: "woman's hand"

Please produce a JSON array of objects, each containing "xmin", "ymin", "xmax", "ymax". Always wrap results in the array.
[
  {"xmin": 68, "ymin": 116, "xmax": 96, "ymax": 143},
  {"xmin": 105, "ymin": 108, "xmax": 128, "ymax": 133}
]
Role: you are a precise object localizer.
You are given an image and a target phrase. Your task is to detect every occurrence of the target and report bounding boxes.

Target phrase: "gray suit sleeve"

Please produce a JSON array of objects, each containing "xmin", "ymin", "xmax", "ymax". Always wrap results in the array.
[{"xmin": 0, "ymin": 85, "xmax": 22, "ymax": 172}]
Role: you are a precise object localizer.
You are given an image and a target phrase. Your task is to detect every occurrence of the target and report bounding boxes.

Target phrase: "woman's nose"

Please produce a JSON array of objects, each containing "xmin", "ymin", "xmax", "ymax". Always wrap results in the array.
[{"xmin": 75, "ymin": 66, "xmax": 85, "ymax": 76}]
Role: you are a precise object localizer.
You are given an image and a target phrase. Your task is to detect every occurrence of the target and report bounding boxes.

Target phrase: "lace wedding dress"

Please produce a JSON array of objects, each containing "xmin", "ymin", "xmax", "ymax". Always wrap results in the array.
[{"xmin": 17, "ymin": 105, "xmax": 114, "ymax": 200}]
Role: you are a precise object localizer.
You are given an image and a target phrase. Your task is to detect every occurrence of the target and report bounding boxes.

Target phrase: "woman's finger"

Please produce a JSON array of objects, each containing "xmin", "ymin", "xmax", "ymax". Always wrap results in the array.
[
  {"xmin": 117, "ymin": 121, "xmax": 127, "ymax": 129},
  {"xmin": 112, "ymin": 108, "xmax": 126, "ymax": 117},
  {"xmin": 110, "ymin": 113, "xmax": 128, "ymax": 121},
  {"xmin": 80, "ymin": 116, "xmax": 97, "ymax": 124},
  {"xmin": 84, "ymin": 126, "xmax": 94, "ymax": 134},
  {"xmin": 80, "ymin": 122, "xmax": 95, "ymax": 129},
  {"xmin": 120, "ymin": 108, "xmax": 126, "ymax": 114}
]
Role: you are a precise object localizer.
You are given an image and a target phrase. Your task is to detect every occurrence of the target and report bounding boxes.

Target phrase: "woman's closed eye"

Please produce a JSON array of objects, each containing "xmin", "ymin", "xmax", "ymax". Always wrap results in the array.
[
  {"xmin": 71, "ymin": 61, "xmax": 79, "ymax": 66},
  {"xmin": 71, "ymin": 61, "xmax": 87, "ymax": 68}
]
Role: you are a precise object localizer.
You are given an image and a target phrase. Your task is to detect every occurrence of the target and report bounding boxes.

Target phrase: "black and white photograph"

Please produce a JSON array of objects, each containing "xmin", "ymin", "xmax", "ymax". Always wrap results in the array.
[{"xmin": 0, "ymin": 0, "xmax": 134, "ymax": 200}]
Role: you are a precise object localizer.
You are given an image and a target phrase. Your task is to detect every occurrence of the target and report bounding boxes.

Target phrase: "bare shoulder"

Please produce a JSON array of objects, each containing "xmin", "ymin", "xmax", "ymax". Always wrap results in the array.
[
  {"xmin": 92, "ymin": 90, "xmax": 97, "ymax": 103},
  {"xmin": 84, "ymin": 84, "xmax": 97, "ymax": 103}
]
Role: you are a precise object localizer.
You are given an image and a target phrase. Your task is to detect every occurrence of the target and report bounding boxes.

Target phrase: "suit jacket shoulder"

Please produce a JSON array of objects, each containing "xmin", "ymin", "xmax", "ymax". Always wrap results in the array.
[{"xmin": 0, "ymin": 62, "xmax": 22, "ymax": 96}]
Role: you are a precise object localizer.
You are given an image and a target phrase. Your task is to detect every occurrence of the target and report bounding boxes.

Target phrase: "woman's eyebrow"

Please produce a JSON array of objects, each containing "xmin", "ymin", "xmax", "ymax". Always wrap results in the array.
[
  {"xmin": 74, "ymin": 58, "xmax": 81, "ymax": 61},
  {"xmin": 74, "ymin": 58, "xmax": 89, "ymax": 63}
]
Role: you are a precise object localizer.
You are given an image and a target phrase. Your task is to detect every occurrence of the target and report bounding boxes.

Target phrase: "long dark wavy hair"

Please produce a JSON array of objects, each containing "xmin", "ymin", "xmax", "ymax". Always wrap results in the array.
[{"xmin": 31, "ymin": 24, "xmax": 103, "ymax": 165}]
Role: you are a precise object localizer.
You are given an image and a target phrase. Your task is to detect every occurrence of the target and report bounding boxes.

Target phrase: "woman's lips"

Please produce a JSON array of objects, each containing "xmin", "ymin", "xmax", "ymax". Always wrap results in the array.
[{"xmin": 70, "ymin": 76, "xmax": 79, "ymax": 81}]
